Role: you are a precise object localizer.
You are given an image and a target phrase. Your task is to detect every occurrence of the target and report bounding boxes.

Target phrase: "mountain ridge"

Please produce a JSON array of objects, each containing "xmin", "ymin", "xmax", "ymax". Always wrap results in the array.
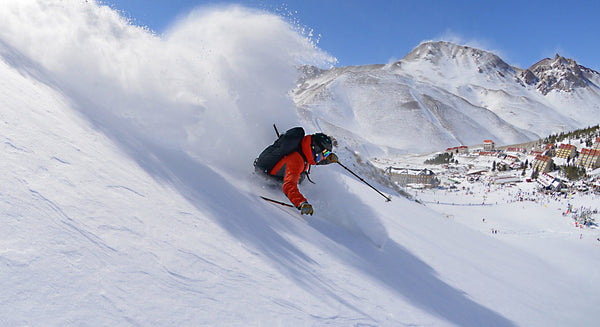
[{"xmin": 294, "ymin": 41, "xmax": 600, "ymax": 155}]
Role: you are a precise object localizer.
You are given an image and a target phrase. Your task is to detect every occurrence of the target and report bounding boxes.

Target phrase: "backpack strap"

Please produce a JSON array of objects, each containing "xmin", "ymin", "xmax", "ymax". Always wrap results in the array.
[
  {"xmin": 305, "ymin": 165, "xmax": 315, "ymax": 184},
  {"xmin": 295, "ymin": 143, "xmax": 316, "ymax": 184}
]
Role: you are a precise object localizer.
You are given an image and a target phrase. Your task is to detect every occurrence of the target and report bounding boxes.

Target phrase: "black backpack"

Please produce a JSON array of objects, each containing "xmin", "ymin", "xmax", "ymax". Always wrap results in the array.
[{"xmin": 254, "ymin": 127, "xmax": 306, "ymax": 174}]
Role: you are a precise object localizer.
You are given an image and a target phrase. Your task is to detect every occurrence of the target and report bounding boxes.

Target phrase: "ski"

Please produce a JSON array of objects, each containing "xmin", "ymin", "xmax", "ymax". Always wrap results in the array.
[
  {"xmin": 260, "ymin": 196, "xmax": 295, "ymax": 208},
  {"xmin": 259, "ymin": 196, "xmax": 307, "ymax": 222}
]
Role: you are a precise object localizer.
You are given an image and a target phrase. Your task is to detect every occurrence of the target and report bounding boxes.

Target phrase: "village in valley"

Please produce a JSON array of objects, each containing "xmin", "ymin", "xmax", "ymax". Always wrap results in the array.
[{"xmin": 372, "ymin": 125, "xmax": 600, "ymax": 236}]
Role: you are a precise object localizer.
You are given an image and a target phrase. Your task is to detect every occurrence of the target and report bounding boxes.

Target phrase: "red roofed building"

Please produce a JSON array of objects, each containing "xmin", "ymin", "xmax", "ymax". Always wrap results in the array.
[
  {"xmin": 555, "ymin": 144, "xmax": 577, "ymax": 159},
  {"xmin": 593, "ymin": 137, "xmax": 600, "ymax": 151},
  {"xmin": 532, "ymin": 155, "xmax": 554, "ymax": 173},
  {"xmin": 479, "ymin": 151, "xmax": 499, "ymax": 157},
  {"xmin": 506, "ymin": 147, "xmax": 525, "ymax": 154},
  {"xmin": 446, "ymin": 146, "xmax": 469, "ymax": 154},
  {"xmin": 537, "ymin": 172, "xmax": 562, "ymax": 190},
  {"xmin": 483, "ymin": 140, "xmax": 495, "ymax": 151},
  {"xmin": 577, "ymin": 148, "xmax": 600, "ymax": 169}
]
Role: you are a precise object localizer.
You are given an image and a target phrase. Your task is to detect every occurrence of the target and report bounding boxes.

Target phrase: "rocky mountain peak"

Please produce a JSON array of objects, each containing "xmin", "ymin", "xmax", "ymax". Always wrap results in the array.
[
  {"xmin": 400, "ymin": 41, "xmax": 514, "ymax": 75},
  {"xmin": 519, "ymin": 54, "xmax": 595, "ymax": 95}
]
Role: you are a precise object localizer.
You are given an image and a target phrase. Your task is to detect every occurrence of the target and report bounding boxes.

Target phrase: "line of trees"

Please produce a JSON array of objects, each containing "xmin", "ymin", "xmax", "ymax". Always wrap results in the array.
[
  {"xmin": 543, "ymin": 124, "xmax": 599, "ymax": 146},
  {"xmin": 424, "ymin": 152, "xmax": 457, "ymax": 165}
]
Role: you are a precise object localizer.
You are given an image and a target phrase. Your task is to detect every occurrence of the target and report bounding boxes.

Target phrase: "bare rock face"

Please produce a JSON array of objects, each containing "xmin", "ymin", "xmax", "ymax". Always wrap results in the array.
[{"xmin": 519, "ymin": 54, "xmax": 597, "ymax": 95}]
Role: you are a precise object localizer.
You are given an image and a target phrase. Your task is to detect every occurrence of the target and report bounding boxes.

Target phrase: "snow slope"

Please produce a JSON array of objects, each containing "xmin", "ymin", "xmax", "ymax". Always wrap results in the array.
[{"xmin": 1, "ymin": 1, "xmax": 599, "ymax": 326}]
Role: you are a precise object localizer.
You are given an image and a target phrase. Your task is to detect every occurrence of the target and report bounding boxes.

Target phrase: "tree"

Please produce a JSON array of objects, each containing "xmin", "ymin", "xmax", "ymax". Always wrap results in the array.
[
  {"xmin": 424, "ymin": 152, "xmax": 454, "ymax": 165},
  {"xmin": 561, "ymin": 165, "xmax": 586, "ymax": 181},
  {"xmin": 531, "ymin": 169, "xmax": 539, "ymax": 180}
]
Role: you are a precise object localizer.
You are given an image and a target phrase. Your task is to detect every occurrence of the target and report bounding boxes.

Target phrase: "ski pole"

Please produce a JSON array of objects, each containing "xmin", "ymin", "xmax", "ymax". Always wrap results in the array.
[
  {"xmin": 260, "ymin": 196, "xmax": 295, "ymax": 208},
  {"xmin": 337, "ymin": 162, "xmax": 392, "ymax": 202}
]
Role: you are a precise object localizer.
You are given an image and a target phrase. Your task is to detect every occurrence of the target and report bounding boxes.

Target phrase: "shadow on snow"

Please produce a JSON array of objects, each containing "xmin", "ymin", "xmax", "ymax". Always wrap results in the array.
[{"xmin": 128, "ymin": 141, "xmax": 517, "ymax": 327}]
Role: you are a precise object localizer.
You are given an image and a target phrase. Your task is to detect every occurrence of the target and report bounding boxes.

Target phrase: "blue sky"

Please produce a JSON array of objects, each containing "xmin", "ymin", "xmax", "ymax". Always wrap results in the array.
[{"xmin": 102, "ymin": 0, "xmax": 599, "ymax": 71}]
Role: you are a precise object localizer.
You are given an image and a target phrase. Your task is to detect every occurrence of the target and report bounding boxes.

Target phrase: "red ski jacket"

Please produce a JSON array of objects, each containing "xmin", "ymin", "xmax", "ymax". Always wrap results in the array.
[{"xmin": 269, "ymin": 135, "xmax": 316, "ymax": 208}]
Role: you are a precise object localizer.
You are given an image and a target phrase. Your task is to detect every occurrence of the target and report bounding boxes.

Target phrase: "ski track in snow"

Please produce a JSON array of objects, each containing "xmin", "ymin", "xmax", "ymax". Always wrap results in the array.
[{"xmin": 29, "ymin": 189, "xmax": 119, "ymax": 254}]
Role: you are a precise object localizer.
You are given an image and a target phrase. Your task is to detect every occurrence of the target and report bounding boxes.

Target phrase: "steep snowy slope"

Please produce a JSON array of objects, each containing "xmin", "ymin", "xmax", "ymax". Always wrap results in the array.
[
  {"xmin": 0, "ymin": 29, "xmax": 393, "ymax": 325},
  {"xmin": 1, "ymin": 1, "xmax": 599, "ymax": 326}
]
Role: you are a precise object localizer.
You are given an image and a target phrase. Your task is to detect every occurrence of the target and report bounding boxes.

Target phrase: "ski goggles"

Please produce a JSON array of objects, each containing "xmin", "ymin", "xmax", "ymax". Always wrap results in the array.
[{"xmin": 316, "ymin": 149, "xmax": 332, "ymax": 162}]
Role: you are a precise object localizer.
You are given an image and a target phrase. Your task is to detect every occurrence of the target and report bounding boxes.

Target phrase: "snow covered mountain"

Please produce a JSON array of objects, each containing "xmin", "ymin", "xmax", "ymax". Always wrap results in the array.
[
  {"xmin": 294, "ymin": 41, "xmax": 600, "ymax": 155},
  {"xmin": 1, "ymin": 1, "xmax": 599, "ymax": 326}
]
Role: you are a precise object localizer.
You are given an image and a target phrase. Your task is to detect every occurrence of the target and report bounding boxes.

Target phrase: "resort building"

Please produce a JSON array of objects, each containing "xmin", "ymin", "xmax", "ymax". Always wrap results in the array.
[
  {"xmin": 593, "ymin": 137, "xmax": 600, "ymax": 151},
  {"xmin": 537, "ymin": 172, "xmax": 562, "ymax": 190},
  {"xmin": 555, "ymin": 144, "xmax": 577, "ymax": 160},
  {"xmin": 532, "ymin": 154, "xmax": 554, "ymax": 173},
  {"xmin": 506, "ymin": 147, "xmax": 525, "ymax": 154},
  {"xmin": 445, "ymin": 146, "xmax": 469, "ymax": 154},
  {"xmin": 577, "ymin": 148, "xmax": 600, "ymax": 169},
  {"xmin": 483, "ymin": 140, "xmax": 495, "ymax": 151}
]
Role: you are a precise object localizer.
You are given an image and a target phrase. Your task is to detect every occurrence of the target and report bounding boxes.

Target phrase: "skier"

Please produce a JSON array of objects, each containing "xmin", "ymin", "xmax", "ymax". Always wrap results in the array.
[{"xmin": 255, "ymin": 128, "xmax": 338, "ymax": 215}]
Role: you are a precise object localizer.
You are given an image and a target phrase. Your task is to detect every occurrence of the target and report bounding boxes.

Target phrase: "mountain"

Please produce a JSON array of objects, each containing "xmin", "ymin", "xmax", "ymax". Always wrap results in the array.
[{"xmin": 294, "ymin": 41, "xmax": 600, "ymax": 155}]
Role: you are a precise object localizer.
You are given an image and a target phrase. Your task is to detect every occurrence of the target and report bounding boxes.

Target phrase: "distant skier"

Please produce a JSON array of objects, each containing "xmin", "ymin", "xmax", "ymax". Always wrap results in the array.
[{"xmin": 254, "ymin": 127, "xmax": 338, "ymax": 215}]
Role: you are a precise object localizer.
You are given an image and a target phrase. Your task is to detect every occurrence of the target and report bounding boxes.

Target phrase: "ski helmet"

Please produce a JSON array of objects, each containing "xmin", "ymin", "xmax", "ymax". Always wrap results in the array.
[{"xmin": 311, "ymin": 133, "xmax": 333, "ymax": 153}]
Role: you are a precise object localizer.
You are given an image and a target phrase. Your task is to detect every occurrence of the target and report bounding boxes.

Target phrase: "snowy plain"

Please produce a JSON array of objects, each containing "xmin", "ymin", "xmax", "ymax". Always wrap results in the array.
[{"xmin": 1, "ymin": 1, "xmax": 599, "ymax": 326}]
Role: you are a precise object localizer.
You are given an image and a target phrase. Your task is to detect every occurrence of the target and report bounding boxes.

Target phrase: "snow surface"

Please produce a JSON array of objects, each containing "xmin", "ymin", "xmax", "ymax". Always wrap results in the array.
[{"xmin": 1, "ymin": 1, "xmax": 599, "ymax": 326}]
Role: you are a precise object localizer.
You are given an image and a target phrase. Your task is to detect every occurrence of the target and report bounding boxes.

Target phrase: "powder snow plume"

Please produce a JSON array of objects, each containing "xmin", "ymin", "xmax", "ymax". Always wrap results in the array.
[
  {"xmin": 0, "ymin": 0, "xmax": 387, "ymax": 248},
  {"xmin": 0, "ymin": 0, "xmax": 335, "ymax": 174}
]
